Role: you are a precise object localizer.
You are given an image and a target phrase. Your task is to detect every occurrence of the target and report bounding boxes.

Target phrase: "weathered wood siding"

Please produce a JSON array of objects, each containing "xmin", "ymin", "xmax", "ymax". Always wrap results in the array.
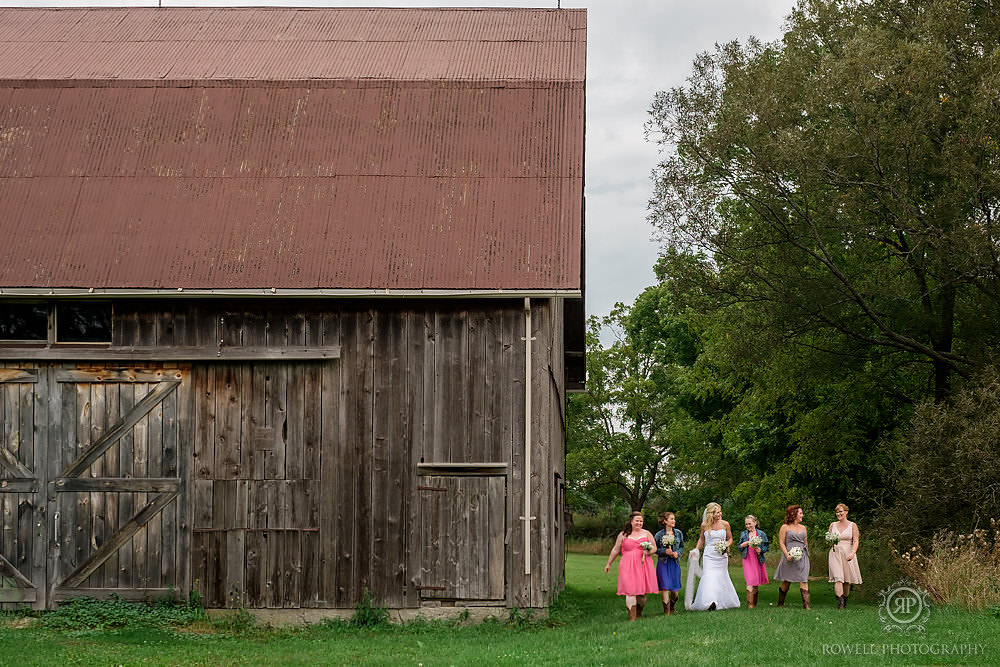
[{"xmin": 0, "ymin": 298, "xmax": 567, "ymax": 609}]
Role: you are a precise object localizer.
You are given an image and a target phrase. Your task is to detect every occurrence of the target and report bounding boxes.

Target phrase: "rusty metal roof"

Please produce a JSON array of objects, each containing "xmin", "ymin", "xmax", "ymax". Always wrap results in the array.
[{"xmin": 0, "ymin": 8, "xmax": 585, "ymax": 291}]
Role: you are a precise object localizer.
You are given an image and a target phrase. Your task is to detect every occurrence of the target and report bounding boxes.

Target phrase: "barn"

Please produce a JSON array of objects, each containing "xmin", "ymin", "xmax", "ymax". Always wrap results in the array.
[{"xmin": 0, "ymin": 7, "xmax": 585, "ymax": 616}]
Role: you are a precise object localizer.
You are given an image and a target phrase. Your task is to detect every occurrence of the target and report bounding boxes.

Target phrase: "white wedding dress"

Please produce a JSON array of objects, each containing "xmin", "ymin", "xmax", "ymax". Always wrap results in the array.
[{"xmin": 687, "ymin": 528, "xmax": 741, "ymax": 610}]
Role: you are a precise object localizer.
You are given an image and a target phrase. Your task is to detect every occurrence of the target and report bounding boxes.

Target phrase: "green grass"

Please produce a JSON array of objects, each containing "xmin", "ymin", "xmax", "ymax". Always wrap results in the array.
[{"xmin": 1, "ymin": 554, "xmax": 995, "ymax": 666}]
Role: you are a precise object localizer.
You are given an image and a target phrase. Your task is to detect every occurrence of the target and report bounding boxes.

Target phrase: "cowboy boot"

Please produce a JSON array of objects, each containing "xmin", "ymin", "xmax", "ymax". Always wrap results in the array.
[
  {"xmin": 663, "ymin": 600, "xmax": 670, "ymax": 615},
  {"xmin": 628, "ymin": 605, "xmax": 637, "ymax": 622},
  {"xmin": 669, "ymin": 592, "xmax": 678, "ymax": 615},
  {"xmin": 636, "ymin": 596, "xmax": 645, "ymax": 618},
  {"xmin": 836, "ymin": 595, "xmax": 845, "ymax": 609},
  {"xmin": 842, "ymin": 595, "xmax": 848, "ymax": 609},
  {"xmin": 748, "ymin": 588, "xmax": 757, "ymax": 609},
  {"xmin": 801, "ymin": 589, "xmax": 811, "ymax": 610},
  {"xmin": 777, "ymin": 586, "xmax": 788, "ymax": 607}
]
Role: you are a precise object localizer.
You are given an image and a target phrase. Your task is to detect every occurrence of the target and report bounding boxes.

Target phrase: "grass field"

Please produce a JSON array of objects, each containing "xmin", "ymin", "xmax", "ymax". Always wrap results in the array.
[{"xmin": 1, "ymin": 554, "xmax": 995, "ymax": 666}]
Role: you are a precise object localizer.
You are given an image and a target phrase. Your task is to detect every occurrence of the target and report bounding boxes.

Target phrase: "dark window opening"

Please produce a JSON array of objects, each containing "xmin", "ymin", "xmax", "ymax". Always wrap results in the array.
[
  {"xmin": 0, "ymin": 303, "xmax": 48, "ymax": 340},
  {"xmin": 56, "ymin": 303, "xmax": 112, "ymax": 343}
]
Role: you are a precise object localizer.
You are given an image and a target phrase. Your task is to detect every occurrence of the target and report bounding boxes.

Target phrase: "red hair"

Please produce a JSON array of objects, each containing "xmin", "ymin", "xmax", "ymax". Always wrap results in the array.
[{"xmin": 784, "ymin": 505, "xmax": 802, "ymax": 524}]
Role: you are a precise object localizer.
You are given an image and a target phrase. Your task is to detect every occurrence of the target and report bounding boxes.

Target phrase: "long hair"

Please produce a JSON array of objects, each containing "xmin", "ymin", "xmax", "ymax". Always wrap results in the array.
[
  {"xmin": 701, "ymin": 502, "xmax": 721, "ymax": 534},
  {"xmin": 784, "ymin": 505, "xmax": 802, "ymax": 524},
  {"xmin": 659, "ymin": 511, "xmax": 675, "ymax": 527},
  {"xmin": 623, "ymin": 511, "xmax": 643, "ymax": 537}
]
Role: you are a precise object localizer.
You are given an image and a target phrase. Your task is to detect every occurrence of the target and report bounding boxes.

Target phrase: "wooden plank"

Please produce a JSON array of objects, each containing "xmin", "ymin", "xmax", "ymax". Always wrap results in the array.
[
  {"xmin": 403, "ymin": 310, "xmax": 424, "ymax": 608},
  {"xmin": 283, "ymin": 530, "xmax": 301, "ymax": 609},
  {"xmin": 266, "ymin": 527, "xmax": 283, "ymax": 608},
  {"xmin": 0, "ymin": 347, "xmax": 342, "ymax": 362},
  {"xmin": 102, "ymin": 382, "xmax": 120, "ymax": 589},
  {"xmin": 59, "ymin": 380, "xmax": 180, "ymax": 479},
  {"xmin": 285, "ymin": 362, "xmax": 304, "ymax": 480},
  {"xmin": 488, "ymin": 477, "xmax": 506, "ymax": 599},
  {"xmin": 160, "ymin": 384, "xmax": 178, "ymax": 589},
  {"xmin": 175, "ymin": 369, "xmax": 194, "ymax": 598},
  {"xmin": 116, "ymin": 383, "xmax": 135, "ymax": 591},
  {"xmin": 89, "ymin": 383, "xmax": 107, "ymax": 588},
  {"xmin": 132, "ymin": 383, "xmax": 150, "ymax": 589},
  {"xmin": 54, "ymin": 478, "xmax": 180, "ymax": 493},
  {"xmin": 28, "ymin": 366, "xmax": 47, "ymax": 611},
  {"xmin": 55, "ymin": 370, "xmax": 182, "ymax": 384},
  {"xmin": 52, "ymin": 588, "xmax": 174, "ymax": 602},
  {"xmin": 193, "ymin": 365, "xmax": 215, "ymax": 479},
  {"xmin": 333, "ymin": 313, "xmax": 357, "ymax": 606},
  {"xmin": 356, "ymin": 310, "xmax": 374, "ymax": 602},
  {"xmin": 0, "ymin": 548, "xmax": 33, "ymax": 588},
  {"xmin": 507, "ymin": 304, "xmax": 527, "ymax": 607},
  {"xmin": 300, "ymin": 529, "xmax": 319, "ymax": 608},
  {"xmin": 0, "ymin": 480, "xmax": 36, "ymax": 493},
  {"xmin": 226, "ymin": 530, "xmax": 245, "ymax": 608},
  {"xmin": 60, "ymin": 491, "xmax": 177, "ymax": 588},
  {"xmin": 467, "ymin": 310, "xmax": 488, "ymax": 462},
  {"xmin": 416, "ymin": 463, "xmax": 508, "ymax": 476},
  {"xmin": 318, "ymin": 311, "xmax": 340, "ymax": 605},
  {"xmin": 0, "ymin": 443, "xmax": 32, "ymax": 479},
  {"xmin": 214, "ymin": 365, "xmax": 242, "ymax": 480},
  {"xmin": 191, "ymin": 531, "xmax": 208, "ymax": 605},
  {"xmin": 0, "ymin": 588, "xmax": 36, "ymax": 602},
  {"xmin": 244, "ymin": 529, "xmax": 265, "ymax": 608},
  {"xmin": 0, "ymin": 369, "xmax": 37, "ymax": 383},
  {"xmin": 264, "ymin": 364, "xmax": 287, "ymax": 481},
  {"xmin": 72, "ymin": 383, "xmax": 92, "ymax": 588}
]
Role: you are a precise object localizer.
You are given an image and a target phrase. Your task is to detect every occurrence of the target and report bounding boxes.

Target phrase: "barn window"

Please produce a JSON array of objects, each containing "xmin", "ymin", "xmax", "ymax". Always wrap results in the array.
[
  {"xmin": 55, "ymin": 303, "xmax": 112, "ymax": 343},
  {"xmin": 0, "ymin": 302, "xmax": 49, "ymax": 341}
]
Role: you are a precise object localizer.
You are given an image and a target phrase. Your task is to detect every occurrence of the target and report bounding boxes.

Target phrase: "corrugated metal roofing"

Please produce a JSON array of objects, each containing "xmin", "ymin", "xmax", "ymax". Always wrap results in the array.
[
  {"xmin": 0, "ymin": 8, "xmax": 586, "ymax": 82},
  {"xmin": 0, "ymin": 8, "xmax": 585, "ymax": 291}
]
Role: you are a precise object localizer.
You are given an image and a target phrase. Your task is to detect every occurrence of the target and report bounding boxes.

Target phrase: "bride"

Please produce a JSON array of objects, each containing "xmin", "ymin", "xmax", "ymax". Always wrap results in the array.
[{"xmin": 686, "ymin": 502, "xmax": 741, "ymax": 610}]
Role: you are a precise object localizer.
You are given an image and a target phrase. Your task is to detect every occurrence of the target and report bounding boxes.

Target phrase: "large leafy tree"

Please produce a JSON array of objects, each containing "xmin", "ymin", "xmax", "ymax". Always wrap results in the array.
[{"xmin": 647, "ymin": 0, "xmax": 1000, "ymax": 404}]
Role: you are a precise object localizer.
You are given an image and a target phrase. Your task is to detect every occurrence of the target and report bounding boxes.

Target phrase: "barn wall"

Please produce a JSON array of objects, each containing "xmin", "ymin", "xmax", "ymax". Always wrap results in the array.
[{"xmin": 105, "ymin": 298, "xmax": 566, "ymax": 609}]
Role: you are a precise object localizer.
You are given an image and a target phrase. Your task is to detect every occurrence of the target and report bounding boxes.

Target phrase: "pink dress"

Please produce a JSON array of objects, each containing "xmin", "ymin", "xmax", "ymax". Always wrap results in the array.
[
  {"xmin": 741, "ymin": 529, "xmax": 769, "ymax": 586},
  {"xmin": 617, "ymin": 536, "xmax": 659, "ymax": 595}
]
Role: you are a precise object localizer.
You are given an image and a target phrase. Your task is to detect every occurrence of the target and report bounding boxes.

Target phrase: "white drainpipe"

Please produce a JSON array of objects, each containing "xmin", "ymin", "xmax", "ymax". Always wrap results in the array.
[{"xmin": 521, "ymin": 297, "xmax": 536, "ymax": 575}]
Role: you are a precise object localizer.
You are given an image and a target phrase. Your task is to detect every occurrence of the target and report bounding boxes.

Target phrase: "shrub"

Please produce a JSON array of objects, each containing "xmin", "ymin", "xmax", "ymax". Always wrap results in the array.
[
  {"xmin": 351, "ymin": 588, "xmax": 389, "ymax": 628},
  {"xmin": 892, "ymin": 520, "xmax": 1000, "ymax": 610},
  {"xmin": 40, "ymin": 593, "xmax": 204, "ymax": 630}
]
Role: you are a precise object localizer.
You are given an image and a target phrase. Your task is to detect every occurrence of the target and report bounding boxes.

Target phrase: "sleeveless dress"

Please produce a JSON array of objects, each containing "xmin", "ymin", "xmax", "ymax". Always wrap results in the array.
[
  {"xmin": 828, "ymin": 522, "xmax": 863, "ymax": 584},
  {"xmin": 774, "ymin": 528, "xmax": 810, "ymax": 582},
  {"xmin": 741, "ymin": 529, "xmax": 769, "ymax": 586},
  {"xmin": 690, "ymin": 529, "xmax": 741, "ymax": 610},
  {"xmin": 617, "ymin": 535, "xmax": 659, "ymax": 596}
]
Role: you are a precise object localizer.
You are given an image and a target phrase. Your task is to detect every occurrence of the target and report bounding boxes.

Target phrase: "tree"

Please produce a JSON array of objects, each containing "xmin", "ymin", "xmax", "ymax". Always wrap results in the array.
[
  {"xmin": 647, "ymin": 0, "xmax": 1000, "ymax": 403},
  {"xmin": 566, "ymin": 296, "xmax": 698, "ymax": 511}
]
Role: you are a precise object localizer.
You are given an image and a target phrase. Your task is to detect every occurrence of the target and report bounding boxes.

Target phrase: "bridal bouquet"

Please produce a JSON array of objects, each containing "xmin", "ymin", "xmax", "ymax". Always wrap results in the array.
[
  {"xmin": 748, "ymin": 535, "xmax": 763, "ymax": 549},
  {"xmin": 661, "ymin": 533, "xmax": 675, "ymax": 547},
  {"xmin": 640, "ymin": 541, "xmax": 654, "ymax": 563},
  {"xmin": 824, "ymin": 530, "xmax": 840, "ymax": 545},
  {"xmin": 713, "ymin": 541, "xmax": 729, "ymax": 555},
  {"xmin": 788, "ymin": 547, "xmax": 804, "ymax": 562}
]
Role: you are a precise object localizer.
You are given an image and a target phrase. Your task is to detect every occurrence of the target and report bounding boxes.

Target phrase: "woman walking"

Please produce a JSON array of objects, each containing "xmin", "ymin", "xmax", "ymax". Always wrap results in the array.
[
  {"xmin": 774, "ymin": 505, "xmax": 811, "ymax": 609},
  {"xmin": 653, "ymin": 511, "xmax": 684, "ymax": 614},
  {"xmin": 738, "ymin": 514, "xmax": 769, "ymax": 609},
  {"xmin": 827, "ymin": 503, "xmax": 862, "ymax": 608},
  {"xmin": 604, "ymin": 511, "xmax": 658, "ymax": 621}
]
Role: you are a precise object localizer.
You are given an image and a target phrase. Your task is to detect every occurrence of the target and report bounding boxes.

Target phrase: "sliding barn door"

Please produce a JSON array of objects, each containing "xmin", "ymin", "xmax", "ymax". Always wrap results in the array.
[
  {"xmin": 48, "ymin": 368, "xmax": 189, "ymax": 604},
  {"xmin": 0, "ymin": 368, "xmax": 44, "ymax": 608},
  {"xmin": 417, "ymin": 476, "xmax": 505, "ymax": 601}
]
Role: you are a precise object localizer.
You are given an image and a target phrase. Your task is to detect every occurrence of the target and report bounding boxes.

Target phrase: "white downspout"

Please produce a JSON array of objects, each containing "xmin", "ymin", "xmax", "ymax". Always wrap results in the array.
[{"xmin": 521, "ymin": 297, "xmax": 536, "ymax": 575}]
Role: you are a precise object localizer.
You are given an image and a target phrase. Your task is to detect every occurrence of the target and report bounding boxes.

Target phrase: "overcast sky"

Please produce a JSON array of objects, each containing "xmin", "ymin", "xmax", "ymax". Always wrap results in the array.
[{"xmin": 1, "ymin": 0, "xmax": 799, "ymax": 318}]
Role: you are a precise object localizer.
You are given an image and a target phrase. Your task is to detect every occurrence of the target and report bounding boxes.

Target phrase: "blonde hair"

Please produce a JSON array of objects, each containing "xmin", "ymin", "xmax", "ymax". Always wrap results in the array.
[
  {"xmin": 835, "ymin": 503, "xmax": 849, "ymax": 514},
  {"xmin": 701, "ymin": 502, "xmax": 722, "ymax": 533},
  {"xmin": 744, "ymin": 514, "xmax": 759, "ymax": 527}
]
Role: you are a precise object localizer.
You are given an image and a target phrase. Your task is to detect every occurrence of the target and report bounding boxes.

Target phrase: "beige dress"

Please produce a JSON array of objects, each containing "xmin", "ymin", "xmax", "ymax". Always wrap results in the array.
[{"xmin": 827, "ymin": 522, "xmax": 862, "ymax": 584}]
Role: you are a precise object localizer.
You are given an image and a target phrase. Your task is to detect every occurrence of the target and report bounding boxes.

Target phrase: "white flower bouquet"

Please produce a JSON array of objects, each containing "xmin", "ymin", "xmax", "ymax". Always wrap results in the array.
[
  {"xmin": 640, "ymin": 541, "xmax": 654, "ymax": 563},
  {"xmin": 748, "ymin": 535, "xmax": 763, "ymax": 549},
  {"xmin": 713, "ymin": 540, "xmax": 729, "ymax": 555},
  {"xmin": 788, "ymin": 546, "xmax": 804, "ymax": 562},
  {"xmin": 661, "ymin": 533, "xmax": 675, "ymax": 547},
  {"xmin": 824, "ymin": 530, "xmax": 840, "ymax": 545}
]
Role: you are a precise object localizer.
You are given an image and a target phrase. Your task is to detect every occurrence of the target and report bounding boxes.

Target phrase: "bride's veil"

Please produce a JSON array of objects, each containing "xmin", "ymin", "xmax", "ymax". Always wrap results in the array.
[{"xmin": 684, "ymin": 506, "xmax": 707, "ymax": 608}]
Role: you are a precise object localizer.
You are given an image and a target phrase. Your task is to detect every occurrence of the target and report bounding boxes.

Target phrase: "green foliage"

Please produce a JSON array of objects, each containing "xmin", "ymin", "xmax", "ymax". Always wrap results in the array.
[
  {"xmin": 38, "ymin": 594, "xmax": 204, "ymax": 630},
  {"xmin": 350, "ymin": 588, "xmax": 390, "ymax": 628},
  {"xmin": 210, "ymin": 606, "xmax": 256, "ymax": 634}
]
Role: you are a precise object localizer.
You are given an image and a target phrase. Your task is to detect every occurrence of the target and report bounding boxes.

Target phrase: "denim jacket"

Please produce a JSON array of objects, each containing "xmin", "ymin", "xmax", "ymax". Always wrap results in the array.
[
  {"xmin": 653, "ymin": 527, "xmax": 685, "ymax": 561},
  {"xmin": 738, "ymin": 528, "xmax": 769, "ymax": 564}
]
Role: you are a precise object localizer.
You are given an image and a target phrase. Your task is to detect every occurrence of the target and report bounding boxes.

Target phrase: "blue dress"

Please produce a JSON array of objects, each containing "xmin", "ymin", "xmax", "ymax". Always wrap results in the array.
[{"xmin": 653, "ymin": 527, "xmax": 684, "ymax": 591}]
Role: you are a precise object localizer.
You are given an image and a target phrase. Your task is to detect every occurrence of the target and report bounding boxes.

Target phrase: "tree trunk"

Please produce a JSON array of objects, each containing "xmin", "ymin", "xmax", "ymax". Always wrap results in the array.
[{"xmin": 933, "ymin": 284, "xmax": 956, "ymax": 403}]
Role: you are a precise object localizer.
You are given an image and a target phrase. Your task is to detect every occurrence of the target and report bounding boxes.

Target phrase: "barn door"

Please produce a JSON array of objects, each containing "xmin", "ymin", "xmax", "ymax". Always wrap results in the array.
[
  {"xmin": 48, "ymin": 368, "xmax": 187, "ymax": 605},
  {"xmin": 417, "ymin": 476, "xmax": 505, "ymax": 601},
  {"xmin": 0, "ymin": 368, "xmax": 44, "ymax": 608}
]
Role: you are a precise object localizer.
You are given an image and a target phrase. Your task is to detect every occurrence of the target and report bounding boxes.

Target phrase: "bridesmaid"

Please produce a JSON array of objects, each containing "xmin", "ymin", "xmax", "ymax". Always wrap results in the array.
[
  {"xmin": 653, "ymin": 511, "xmax": 684, "ymax": 615},
  {"xmin": 828, "ymin": 503, "xmax": 862, "ymax": 608},
  {"xmin": 604, "ymin": 511, "xmax": 658, "ymax": 621},
  {"xmin": 774, "ymin": 505, "xmax": 811, "ymax": 609},
  {"xmin": 737, "ymin": 514, "xmax": 769, "ymax": 609}
]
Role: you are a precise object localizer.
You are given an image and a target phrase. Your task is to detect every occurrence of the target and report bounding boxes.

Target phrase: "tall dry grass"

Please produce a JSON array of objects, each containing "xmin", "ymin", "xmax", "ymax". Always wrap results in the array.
[{"xmin": 892, "ymin": 520, "xmax": 1000, "ymax": 611}]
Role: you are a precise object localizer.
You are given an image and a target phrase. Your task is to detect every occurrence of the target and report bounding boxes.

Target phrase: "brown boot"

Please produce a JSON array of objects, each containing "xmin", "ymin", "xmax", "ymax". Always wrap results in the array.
[
  {"xmin": 836, "ymin": 595, "xmax": 845, "ymax": 609},
  {"xmin": 747, "ymin": 588, "xmax": 757, "ymax": 609},
  {"xmin": 628, "ymin": 606, "xmax": 637, "ymax": 622},
  {"xmin": 636, "ymin": 596, "xmax": 645, "ymax": 618},
  {"xmin": 801, "ymin": 589, "xmax": 811, "ymax": 610},
  {"xmin": 777, "ymin": 586, "xmax": 788, "ymax": 607},
  {"xmin": 669, "ymin": 592, "xmax": 678, "ymax": 615},
  {"xmin": 663, "ymin": 601, "xmax": 670, "ymax": 615}
]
